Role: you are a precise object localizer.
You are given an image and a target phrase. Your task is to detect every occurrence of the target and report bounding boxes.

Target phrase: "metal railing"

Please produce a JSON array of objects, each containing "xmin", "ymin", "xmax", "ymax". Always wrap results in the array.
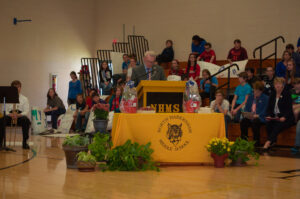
[
  {"xmin": 96, "ymin": 50, "xmax": 113, "ymax": 64},
  {"xmin": 209, "ymin": 63, "xmax": 240, "ymax": 100},
  {"xmin": 80, "ymin": 58, "xmax": 101, "ymax": 97},
  {"xmin": 253, "ymin": 36, "xmax": 285, "ymax": 76},
  {"xmin": 96, "ymin": 35, "xmax": 149, "ymax": 65},
  {"xmin": 128, "ymin": 35, "xmax": 149, "ymax": 64},
  {"xmin": 112, "ymin": 42, "xmax": 132, "ymax": 55}
]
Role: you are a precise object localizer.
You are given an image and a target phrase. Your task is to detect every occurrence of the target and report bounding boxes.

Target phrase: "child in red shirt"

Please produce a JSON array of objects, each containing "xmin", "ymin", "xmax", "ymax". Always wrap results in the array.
[
  {"xmin": 185, "ymin": 53, "xmax": 200, "ymax": 85},
  {"xmin": 85, "ymin": 89, "xmax": 97, "ymax": 109},
  {"xmin": 197, "ymin": 43, "xmax": 216, "ymax": 64},
  {"xmin": 227, "ymin": 39, "xmax": 248, "ymax": 63},
  {"xmin": 168, "ymin": 59, "xmax": 184, "ymax": 77}
]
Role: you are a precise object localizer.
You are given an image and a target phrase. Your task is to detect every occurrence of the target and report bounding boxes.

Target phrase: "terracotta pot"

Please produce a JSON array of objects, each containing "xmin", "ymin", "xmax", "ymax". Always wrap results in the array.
[
  {"xmin": 211, "ymin": 153, "xmax": 228, "ymax": 168},
  {"xmin": 63, "ymin": 145, "xmax": 88, "ymax": 169},
  {"xmin": 77, "ymin": 161, "xmax": 96, "ymax": 172}
]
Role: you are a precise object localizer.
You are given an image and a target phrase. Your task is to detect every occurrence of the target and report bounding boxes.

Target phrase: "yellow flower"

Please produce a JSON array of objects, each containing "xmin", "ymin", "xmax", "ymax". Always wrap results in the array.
[
  {"xmin": 229, "ymin": 142, "xmax": 234, "ymax": 146},
  {"xmin": 227, "ymin": 148, "xmax": 231, "ymax": 152}
]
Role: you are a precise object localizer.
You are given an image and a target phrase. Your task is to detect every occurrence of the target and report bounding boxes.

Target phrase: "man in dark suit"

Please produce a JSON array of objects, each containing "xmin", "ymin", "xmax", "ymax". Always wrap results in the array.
[{"xmin": 131, "ymin": 51, "xmax": 166, "ymax": 86}]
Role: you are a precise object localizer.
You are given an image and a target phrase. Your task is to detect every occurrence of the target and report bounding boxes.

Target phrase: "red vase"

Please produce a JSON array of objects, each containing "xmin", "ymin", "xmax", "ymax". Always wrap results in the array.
[{"xmin": 211, "ymin": 153, "xmax": 228, "ymax": 168}]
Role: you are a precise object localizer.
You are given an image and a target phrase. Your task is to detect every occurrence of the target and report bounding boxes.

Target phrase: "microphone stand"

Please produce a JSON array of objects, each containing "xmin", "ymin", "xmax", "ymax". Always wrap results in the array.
[{"xmin": 132, "ymin": 67, "xmax": 157, "ymax": 86}]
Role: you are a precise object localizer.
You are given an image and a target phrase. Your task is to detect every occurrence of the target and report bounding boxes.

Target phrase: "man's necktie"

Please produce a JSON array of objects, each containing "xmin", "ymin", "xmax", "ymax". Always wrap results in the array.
[{"xmin": 147, "ymin": 68, "xmax": 151, "ymax": 80}]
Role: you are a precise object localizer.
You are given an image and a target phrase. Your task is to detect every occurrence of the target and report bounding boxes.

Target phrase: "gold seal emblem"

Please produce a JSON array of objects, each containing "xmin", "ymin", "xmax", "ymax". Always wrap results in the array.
[{"xmin": 158, "ymin": 115, "xmax": 192, "ymax": 151}]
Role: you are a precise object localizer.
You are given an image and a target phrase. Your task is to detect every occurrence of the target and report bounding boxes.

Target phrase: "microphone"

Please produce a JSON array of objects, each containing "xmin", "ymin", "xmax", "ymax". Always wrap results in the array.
[
  {"xmin": 152, "ymin": 66, "xmax": 157, "ymax": 77},
  {"xmin": 131, "ymin": 66, "xmax": 158, "ymax": 86}
]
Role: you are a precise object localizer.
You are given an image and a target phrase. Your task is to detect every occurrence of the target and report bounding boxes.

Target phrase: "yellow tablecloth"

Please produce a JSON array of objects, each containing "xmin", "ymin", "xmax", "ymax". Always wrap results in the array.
[{"xmin": 112, "ymin": 113, "xmax": 225, "ymax": 164}]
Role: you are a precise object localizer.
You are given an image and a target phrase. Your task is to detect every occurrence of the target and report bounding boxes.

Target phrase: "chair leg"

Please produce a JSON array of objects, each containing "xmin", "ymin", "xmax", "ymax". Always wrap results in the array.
[
  {"xmin": 9, "ymin": 125, "xmax": 13, "ymax": 147},
  {"xmin": 13, "ymin": 125, "xmax": 17, "ymax": 147}
]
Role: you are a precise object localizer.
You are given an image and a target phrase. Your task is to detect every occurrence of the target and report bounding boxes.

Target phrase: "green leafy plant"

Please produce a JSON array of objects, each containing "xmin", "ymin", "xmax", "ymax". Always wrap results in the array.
[
  {"xmin": 105, "ymin": 140, "xmax": 159, "ymax": 171},
  {"xmin": 88, "ymin": 133, "xmax": 112, "ymax": 162},
  {"xmin": 77, "ymin": 151, "xmax": 96, "ymax": 163},
  {"xmin": 206, "ymin": 137, "xmax": 233, "ymax": 156},
  {"xmin": 229, "ymin": 138, "xmax": 259, "ymax": 163},
  {"xmin": 63, "ymin": 135, "xmax": 89, "ymax": 147},
  {"xmin": 93, "ymin": 103, "xmax": 109, "ymax": 120}
]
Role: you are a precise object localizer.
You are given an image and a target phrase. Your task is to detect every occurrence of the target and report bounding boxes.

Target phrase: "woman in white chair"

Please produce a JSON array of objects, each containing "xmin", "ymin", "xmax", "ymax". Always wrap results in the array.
[{"xmin": 44, "ymin": 88, "xmax": 66, "ymax": 129}]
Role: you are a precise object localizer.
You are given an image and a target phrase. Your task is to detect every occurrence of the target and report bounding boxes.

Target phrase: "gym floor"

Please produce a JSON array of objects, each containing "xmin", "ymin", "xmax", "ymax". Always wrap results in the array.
[{"xmin": 1, "ymin": 134, "xmax": 300, "ymax": 199}]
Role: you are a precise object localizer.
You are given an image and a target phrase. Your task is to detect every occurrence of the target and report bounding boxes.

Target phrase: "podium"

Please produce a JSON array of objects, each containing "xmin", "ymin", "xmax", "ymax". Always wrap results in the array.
[{"xmin": 136, "ymin": 80, "xmax": 186, "ymax": 113}]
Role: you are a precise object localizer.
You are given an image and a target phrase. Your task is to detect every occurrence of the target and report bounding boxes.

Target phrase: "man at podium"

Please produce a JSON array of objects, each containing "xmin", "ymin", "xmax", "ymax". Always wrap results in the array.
[{"xmin": 131, "ymin": 51, "xmax": 166, "ymax": 86}]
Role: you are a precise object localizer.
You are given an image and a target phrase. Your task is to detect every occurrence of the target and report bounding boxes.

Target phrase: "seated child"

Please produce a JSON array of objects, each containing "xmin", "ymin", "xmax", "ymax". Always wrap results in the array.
[
  {"xmin": 86, "ymin": 89, "xmax": 97, "ymax": 109},
  {"xmin": 231, "ymin": 72, "xmax": 252, "ymax": 122},
  {"xmin": 109, "ymin": 86, "xmax": 123, "ymax": 113},
  {"xmin": 74, "ymin": 94, "xmax": 89, "ymax": 132},
  {"xmin": 210, "ymin": 90, "xmax": 231, "ymax": 136},
  {"xmin": 200, "ymin": 69, "xmax": 218, "ymax": 100}
]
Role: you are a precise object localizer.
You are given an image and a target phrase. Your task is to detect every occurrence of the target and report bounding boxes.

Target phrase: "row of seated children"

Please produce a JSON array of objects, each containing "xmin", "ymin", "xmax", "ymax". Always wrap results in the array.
[{"xmin": 44, "ymin": 86, "xmax": 123, "ymax": 133}]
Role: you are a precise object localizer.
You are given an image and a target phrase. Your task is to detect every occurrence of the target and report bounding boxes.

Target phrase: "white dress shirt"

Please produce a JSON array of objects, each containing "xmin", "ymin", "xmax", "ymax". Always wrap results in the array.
[{"xmin": 5, "ymin": 94, "xmax": 30, "ymax": 117}]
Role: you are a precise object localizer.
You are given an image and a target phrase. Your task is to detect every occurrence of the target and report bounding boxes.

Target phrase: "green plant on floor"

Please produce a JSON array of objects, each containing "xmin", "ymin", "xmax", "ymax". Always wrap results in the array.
[
  {"xmin": 229, "ymin": 138, "xmax": 259, "ymax": 163},
  {"xmin": 77, "ymin": 151, "xmax": 96, "ymax": 163},
  {"xmin": 93, "ymin": 103, "xmax": 109, "ymax": 120},
  {"xmin": 105, "ymin": 140, "xmax": 159, "ymax": 171},
  {"xmin": 88, "ymin": 133, "xmax": 112, "ymax": 162},
  {"xmin": 63, "ymin": 135, "xmax": 89, "ymax": 147}
]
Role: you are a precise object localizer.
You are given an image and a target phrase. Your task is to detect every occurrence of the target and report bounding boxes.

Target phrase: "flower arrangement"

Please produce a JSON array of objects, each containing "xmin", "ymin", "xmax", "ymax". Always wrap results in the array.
[
  {"xmin": 206, "ymin": 137, "xmax": 233, "ymax": 168},
  {"xmin": 205, "ymin": 137, "xmax": 233, "ymax": 156},
  {"xmin": 93, "ymin": 103, "xmax": 109, "ymax": 120}
]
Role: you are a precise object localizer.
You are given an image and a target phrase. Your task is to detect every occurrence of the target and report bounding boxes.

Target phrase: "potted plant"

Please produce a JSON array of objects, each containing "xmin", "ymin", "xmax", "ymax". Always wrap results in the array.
[
  {"xmin": 206, "ymin": 137, "xmax": 233, "ymax": 168},
  {"xmin": 93, "ymin": 103, "xmax": 109, "ymax": 133},
  {"xmin": 105, "ymin": 140, "xmax": 159, "ymax": 171},
  {"xmin": 62, "ymin": 135, "xmax": 89, "ymax": 169},
  {"xmin": 77, "ymin": 151, "xmax": 97, "ymax": 172},
  {"xmin": 88, "ymin": 133, "xmax": 112, "ymax": 163},
  {"xmin": 229, "ymin": 138, "xmax": 259, "ymax": 166}
]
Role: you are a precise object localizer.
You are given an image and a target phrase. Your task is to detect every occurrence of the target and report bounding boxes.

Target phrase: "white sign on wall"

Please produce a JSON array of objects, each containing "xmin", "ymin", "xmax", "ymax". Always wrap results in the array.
[
  {"xmin": 111, "ymin": 52, "xmax": 124, "ymax": 74},
  {"xmin": 198, "ymin": 60, "xmax": 248, "ymax": 78}
]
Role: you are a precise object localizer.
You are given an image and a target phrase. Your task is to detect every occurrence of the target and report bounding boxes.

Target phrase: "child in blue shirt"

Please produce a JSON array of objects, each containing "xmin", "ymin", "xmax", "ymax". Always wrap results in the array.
[
  {"xmin": 231, "ymin": 72, "xmax": 252, "ymax": 122},
  {"xmin": 200, "ymin": 69, "xmax": 218, "ymax": 99},
  {"xmin": 191, "ymin": 35, "xmax": 206, "ymax": 56}
]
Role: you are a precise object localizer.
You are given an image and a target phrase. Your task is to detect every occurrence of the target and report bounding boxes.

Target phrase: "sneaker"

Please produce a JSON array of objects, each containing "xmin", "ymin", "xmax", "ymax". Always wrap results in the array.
[{"xmin": 39, "ymin": 129, "xmax": 54, "ymax": 135}]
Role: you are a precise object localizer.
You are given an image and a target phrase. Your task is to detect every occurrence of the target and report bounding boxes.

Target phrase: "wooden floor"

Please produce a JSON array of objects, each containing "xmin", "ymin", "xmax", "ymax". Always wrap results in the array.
[{"xmin": 1, "ymin": 134, "xmax": 300, "ymax": 199}]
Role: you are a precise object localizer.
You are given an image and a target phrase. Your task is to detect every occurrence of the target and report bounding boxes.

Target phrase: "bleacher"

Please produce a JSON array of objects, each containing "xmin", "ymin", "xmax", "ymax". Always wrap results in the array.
[
  {"xmin": 161, "ymin": 58, "xmax": 296, "ymax": 147},
  {"xmin": 80, "ymin": 35, "xmax": 295, "ymax": 147}
]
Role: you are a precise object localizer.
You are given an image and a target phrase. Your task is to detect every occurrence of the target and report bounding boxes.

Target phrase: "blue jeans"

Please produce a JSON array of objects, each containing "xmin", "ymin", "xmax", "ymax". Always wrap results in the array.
[
  {"xmin": 45, "ymin": 108, "xmax": 66, "ymax": 129},
  {"xmin": 75, "ymin": 111, "xmax": 90, "ymax": 131},
  {"xmin": 296, "ymin": 121, "xmax": 300, "ymax": 147},
  {"xmin": 100, "ymin": 82, "xmax": 112, "ymax": 95}
]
